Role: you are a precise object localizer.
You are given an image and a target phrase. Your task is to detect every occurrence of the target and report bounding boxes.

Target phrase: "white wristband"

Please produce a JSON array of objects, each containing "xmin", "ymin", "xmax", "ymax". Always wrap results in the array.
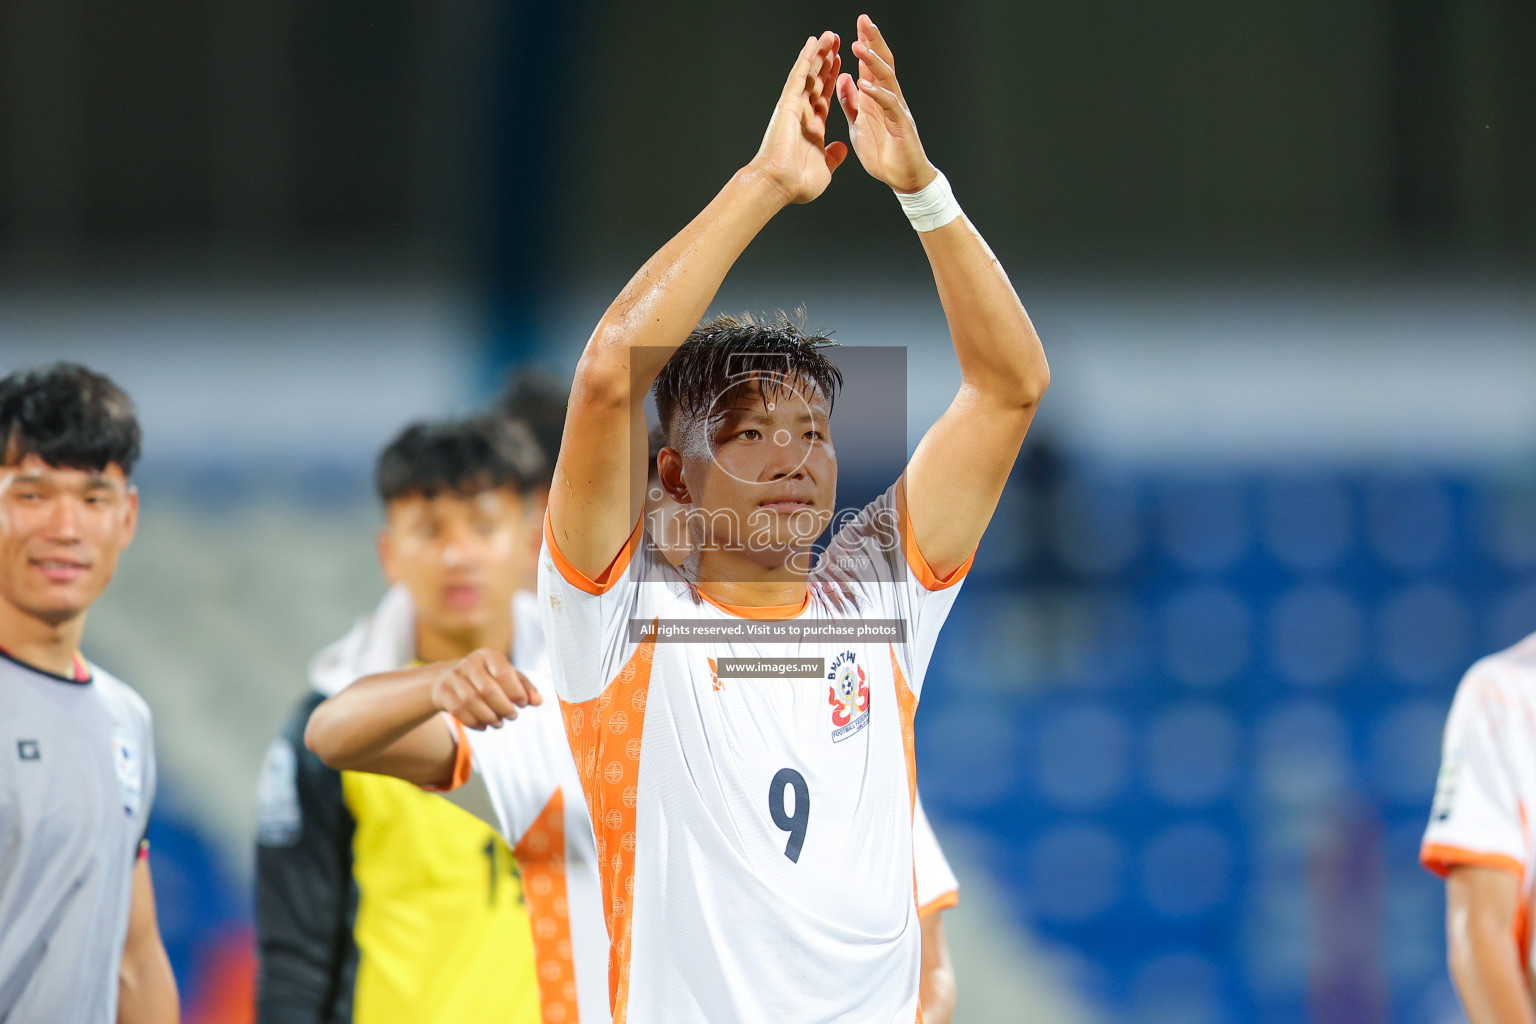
[{"xmin": 895, "ymin": 170, "xmax": 962, "ymax": 233}]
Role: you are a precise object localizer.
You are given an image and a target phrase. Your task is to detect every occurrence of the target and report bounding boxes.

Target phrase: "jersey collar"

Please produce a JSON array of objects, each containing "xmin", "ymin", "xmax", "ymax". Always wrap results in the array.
[{"xmin": 0, "ymin": 645, "xmax": 92, "ymax": 685}]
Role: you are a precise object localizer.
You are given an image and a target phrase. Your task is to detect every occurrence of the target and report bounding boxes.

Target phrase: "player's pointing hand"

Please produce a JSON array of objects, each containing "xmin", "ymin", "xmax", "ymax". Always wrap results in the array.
[
  {"xmin": 431, "ymin": 648, "xmax": 542, "ymax": 730},
  {"xmin": 749, "ymin": 31, "xmax": 849, "ymax": 205},
  {"xmin": 835, "ymin": 15, "xmax": 936, "ymax": 194}
]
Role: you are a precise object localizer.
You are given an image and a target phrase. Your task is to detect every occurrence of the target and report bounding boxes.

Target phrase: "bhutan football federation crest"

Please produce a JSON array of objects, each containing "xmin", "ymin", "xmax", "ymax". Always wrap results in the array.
[{"xmin": 827, "ymin": 650, "xmax": 870, "ymax": 742}]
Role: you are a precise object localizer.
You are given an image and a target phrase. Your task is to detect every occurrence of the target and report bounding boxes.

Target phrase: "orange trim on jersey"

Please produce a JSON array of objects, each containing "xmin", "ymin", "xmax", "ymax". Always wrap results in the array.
[
  {"xmin": 426, "ymin": 716, "xmax": 474, "ymax": 793},
  {"xmin": 1519, "ymin": 803, "xmax": 1533, "ymax": 974},
  {"xmin": 695, "ymin": 586, "xmax": 810, "ymax": 620},
  {"xmin": 515, "ymin": 789, "xmax": 580, "ymax": 1024},
  {"xmin": 890, "ymin": 646, "xmax": 920, "ymax": 820},
  {"xmin": 544, "ymin": 509, "xmax": 645, "ymax": 597},
  {"xmin": 890, "ymin": 642, "xmax": 926, "ymax": 942},
  {"xmin": 1516, "ymin": 884, "xmax": 1532, "ymax": 983},
  {"xmin": 918, "ymin": 890, "xmax": 959, "ymax": 919},
  {"xmin": 559, "ymin": 628, "xmax": 655, "ymax": 1024},
  {"xmin": 1420, "ymin": 842, "xmax": 1525, "ymax": 880},
  {"xmin": 896, "ymin": 477, "xmax": 975, "ymax": 591}
]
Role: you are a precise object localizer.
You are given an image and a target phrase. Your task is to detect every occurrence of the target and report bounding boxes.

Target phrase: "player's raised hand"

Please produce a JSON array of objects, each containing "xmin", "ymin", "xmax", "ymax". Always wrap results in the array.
[
  {"xmin": 431, "ymin": 648, "xmax": 542, "ymax": 730},
  {"xmin": 835, "ymin": 15, "xmax": 936, "ymax": 194},
  {"xmin": 749, "ymin": 31, "xmax": 849, "ymax": 204}
]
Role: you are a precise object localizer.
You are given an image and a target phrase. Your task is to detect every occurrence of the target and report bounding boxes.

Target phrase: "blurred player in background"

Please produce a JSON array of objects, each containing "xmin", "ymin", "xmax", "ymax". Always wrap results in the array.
[
  {"xmin": 454, "ymin": 16, "xmax": 1047, "ymax": 1021},
  {"xmin": 256, "ymin": 415, "xmax": 606, "ymax": 1023},
  {"xmin": 497, "ymin": 370, "xmax": 570, "ymax": 488},
  {"xmin": 0, "ymin": 364, "xmax": 178, "ymax": 1023},
  {"xmin": 1422, "ymin": 632, "xmax": 1536, "ymax": 1023},
  {"xmin": 496, "ymin": 371, "xmax": 569, "ymax": 590},
  {"xmin": 291, "ymin": 416, "xmax": 609, "ymax": 1024}
]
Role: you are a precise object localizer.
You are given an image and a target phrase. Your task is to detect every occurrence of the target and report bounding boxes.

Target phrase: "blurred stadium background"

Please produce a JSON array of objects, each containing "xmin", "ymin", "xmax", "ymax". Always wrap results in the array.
[{"xmin": 2, "ymin": 0, "xmax": 1532, "ymax": 1021}]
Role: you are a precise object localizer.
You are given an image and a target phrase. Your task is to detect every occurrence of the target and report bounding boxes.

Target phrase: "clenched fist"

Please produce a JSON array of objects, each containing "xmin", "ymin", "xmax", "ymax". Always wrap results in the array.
[{"xmin": 431, "ymin": 648, "xmax": 543, "ymax": 729}]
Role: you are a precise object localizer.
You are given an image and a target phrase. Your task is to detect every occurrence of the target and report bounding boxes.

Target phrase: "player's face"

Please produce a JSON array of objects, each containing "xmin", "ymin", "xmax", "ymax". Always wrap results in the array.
[
  {"xmin": 380, "ymin": 488, "xmax": 534, "ymax": 643},
  {"xmin": 0, "ymin": 455, "xmax": 138, "ymax": 627},
  {"xmin": 671, "ymin": 376, "xmax": 837, "ymax": 568}
]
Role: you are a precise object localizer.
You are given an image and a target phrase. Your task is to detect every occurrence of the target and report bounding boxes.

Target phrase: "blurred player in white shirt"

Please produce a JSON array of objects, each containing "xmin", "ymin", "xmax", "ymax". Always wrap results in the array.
[
  {"xmin": 1422, "ymin": 631, "xmax": 1536, "ymax": 1023},
  {"xmin": 303, "ymin": 417, "xmax": 608, "ymax": 1024}
]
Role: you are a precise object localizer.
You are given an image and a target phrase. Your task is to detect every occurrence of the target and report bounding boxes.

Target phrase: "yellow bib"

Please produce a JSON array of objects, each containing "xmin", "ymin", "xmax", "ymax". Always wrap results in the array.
[{"xmin": 343, "ymin": 770, "xmax": 540, "ymax": 1024}]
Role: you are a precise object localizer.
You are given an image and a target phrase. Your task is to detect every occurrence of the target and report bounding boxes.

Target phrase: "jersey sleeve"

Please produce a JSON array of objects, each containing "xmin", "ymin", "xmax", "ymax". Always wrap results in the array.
[
  {"xmin": 136, "ymin": 698, "xmax": 158, "ymax": 856},
  {"xmin": 817, "ymin": 479, "xmax": 973, "ymax": 699},
  {"xmin": 913, "ymin": 792, "xmax": 959, "ymax": 916},
  {"xmin": 449, "ymin": 702, "xmax": 567, "ymax": 848},
  {"xmin": 538, "ymin": 509, "xmax": 651, "ymax": 704},
  {"xmin": 255, "ymin": 693, "xmax": 358, "ymax": 1023},
  {"xmin": 1421, "ymin": 662, "xmax": 1530, "ymax": 880}
]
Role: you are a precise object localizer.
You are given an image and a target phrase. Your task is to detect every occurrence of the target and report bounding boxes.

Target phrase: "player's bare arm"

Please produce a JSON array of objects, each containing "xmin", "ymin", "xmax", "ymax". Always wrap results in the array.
[
  {"xmin": 549, "ymin": 31, "xmax": 848, "ymax": 580},
  {"xmin": 920, "ymin": 910, "xmax": 958, "ymax": 1024},
  {"xmin": 1446, "ymin": 865, "xmax": 1536, "ymax": 1024},
  {"xmin": 116, "ymin": 858, "xmax": 179, "ymax": 1024},
  {"xmin": 835, "ymin": 14, "xmax": 1049, "ymax": 580},
  {"xmin": 304, "ymin": 650, "xmax": 540, "ymax": 788}
]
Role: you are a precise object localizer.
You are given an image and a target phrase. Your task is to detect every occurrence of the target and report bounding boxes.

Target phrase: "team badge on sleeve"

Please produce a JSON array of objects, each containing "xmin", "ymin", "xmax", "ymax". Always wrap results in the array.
[{"xmin": 827, "ymin": 651, "xmax": 870, "ymax": 742}]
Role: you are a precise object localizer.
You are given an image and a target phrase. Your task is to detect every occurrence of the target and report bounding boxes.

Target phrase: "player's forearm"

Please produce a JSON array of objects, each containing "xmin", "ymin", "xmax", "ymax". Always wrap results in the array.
[
  {"xmin": 117, "ymin": 943, "xmax": 179, "ymax": 1024},
  {"xmin": 576, "ymin": 166, "xmax": 788, "ymax": 400},
  {"xmin": 919, "ymin": 910, "xmax": 957, "ymax": 1024},
  {"xmin": 118, "ymin": 866, "xmax": 179, "ymax": 1024},
  {"xmin": 304, "ymin": 666, "xmax": 441, "ymax": 770},
  {"xmin": 1450, "ymin": 915, "xmax": 1536, "ymax": 1024},
  {"xmin": 917, "ymin": 211, "xmax": 1049, "ymax": 411},
  {"xmin": 919, "ymin": 955, "xmax": 957, "ymax": 1024}
]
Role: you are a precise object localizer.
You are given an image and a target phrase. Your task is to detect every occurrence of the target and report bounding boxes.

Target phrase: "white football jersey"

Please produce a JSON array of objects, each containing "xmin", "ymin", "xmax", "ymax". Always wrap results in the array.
[
  {"xmin": 539, "ymin": 481, "xmax": 971, "ymax": 1024},
  {"xmin": 1421, "ymin": 629, "xmax": 1536, "ymax": 986},
  {"xmin": 441, "ymin": 592, "xmax": 610, "ymax": 1024}
]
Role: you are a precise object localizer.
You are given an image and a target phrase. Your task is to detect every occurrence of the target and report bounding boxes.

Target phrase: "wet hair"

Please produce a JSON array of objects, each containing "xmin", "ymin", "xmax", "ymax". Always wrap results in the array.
[
  {"xmin": 652, "ymin": 311, "xmax": 843, "ymax": 446},
  {"xmin": 0, "ymin": 363, "xmax": 142, "ymax": 477},
  {"xmin": 376, "ymin": 415, "xmax": 547, "ymax": 506},
  {"xmin": 495, "ymin": 369, "xmax": 568, "ymax": 487}
]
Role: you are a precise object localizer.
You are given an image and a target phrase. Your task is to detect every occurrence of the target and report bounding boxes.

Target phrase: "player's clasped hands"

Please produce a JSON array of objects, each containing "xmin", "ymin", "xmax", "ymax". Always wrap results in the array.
[
  {"xmin": 430, "ymin": 648, "xmax": 542, "ymax": 729},
  {"xmin": 750, "ymin": 14, "xmax": 937, "ymax": 206}
]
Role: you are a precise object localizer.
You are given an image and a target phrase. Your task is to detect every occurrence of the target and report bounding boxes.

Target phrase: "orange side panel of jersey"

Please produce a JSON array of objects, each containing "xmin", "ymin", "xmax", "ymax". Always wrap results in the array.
[
  {"xmin": 559, "ymin": 629, "xmax": 656, "ymax": 1024},
  {"xmin": 889, "ymin": 645, "xmax": 920, "ymax": 820},
  {"xmin": 515, "ymin": 789, "xmax": 578, "ymax": 1024},
  {"xmin": 890, "ymin": 641, "xmax": 924, "ymax": 955}
]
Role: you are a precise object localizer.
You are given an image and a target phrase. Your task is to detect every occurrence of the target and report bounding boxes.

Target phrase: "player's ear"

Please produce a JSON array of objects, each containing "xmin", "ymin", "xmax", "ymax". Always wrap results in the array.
[
  {"xmin": 521, "ymin": 493, "xmax": 543, "ymax": 559},
  {"xmin": 526, "ymin": 487, "xmax": 550, "ymax": 525},
  {"xmin": 119, "ymin": 485, "xmax": 140, "ymax": 549},
  {"xmin": 376, "ymin": 527, "xmax": 400, "ymax": 584},
  {"xmin": 657, "ymin": 446, "xmax": 691, "ymax": 504}
]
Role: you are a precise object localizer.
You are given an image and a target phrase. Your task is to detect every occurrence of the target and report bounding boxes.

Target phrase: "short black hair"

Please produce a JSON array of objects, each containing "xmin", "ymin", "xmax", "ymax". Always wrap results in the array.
[
  {"xmin": 495, "ymin": 369, "xmax": 569, "ymax": 487},
  {"xmin": 0, "ymin": 363, "xmax": 142, "ymax": 477},
  {"xmin": 652, "ymin": 311, "xmax": 843, "ymax": 445},
  {"xmin": 376, "ymin": 415, "xmax": 547, "ymax": 506}
]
